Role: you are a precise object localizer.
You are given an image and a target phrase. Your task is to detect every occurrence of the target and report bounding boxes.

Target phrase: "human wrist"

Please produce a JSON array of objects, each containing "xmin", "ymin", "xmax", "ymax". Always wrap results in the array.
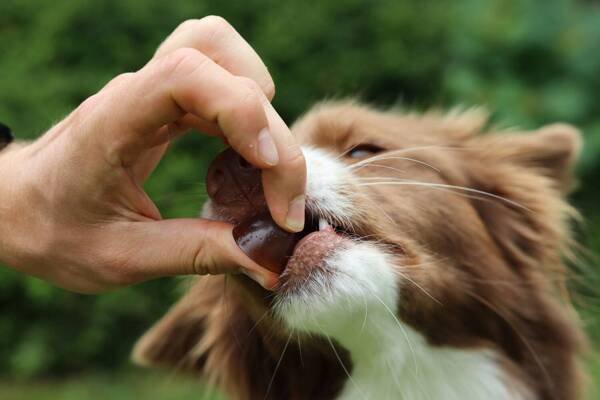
[
  {"xmin": 0, "ymin": 147, "xmax": 20, "ymax": 267},
  {"xmin": 0, "ymin": 143, "xmax": 42, "ymax": 271}
]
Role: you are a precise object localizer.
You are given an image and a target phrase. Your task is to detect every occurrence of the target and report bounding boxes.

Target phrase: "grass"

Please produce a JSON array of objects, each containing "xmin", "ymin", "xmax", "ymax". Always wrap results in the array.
[
  {"xmin": 1, "ymin": 357, "xmax": 600, "ymax": 399},
  {"xmin": 0, "ymin": 371, "xmax": 226, "ymax": 400},
  {"xmin": 588, "ymin": 353, "xmax": 600, "ymax": 399}
]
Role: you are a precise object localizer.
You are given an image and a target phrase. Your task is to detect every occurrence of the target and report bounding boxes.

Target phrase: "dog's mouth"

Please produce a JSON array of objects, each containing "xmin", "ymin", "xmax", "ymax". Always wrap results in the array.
[
  {"xmin": 278, "ymin": 212, "xmax": 354, "ymax": 291},
  {"xmin": 292, "ymin": 211, "xmax": 354, "ymax": 257},
  {"xmin": 204, "ymin": 147, "xmax": 360, "ymax": 283},
  {"xmin": 231, "ymin": 207, "xmax": 355, "ymax": 279}
]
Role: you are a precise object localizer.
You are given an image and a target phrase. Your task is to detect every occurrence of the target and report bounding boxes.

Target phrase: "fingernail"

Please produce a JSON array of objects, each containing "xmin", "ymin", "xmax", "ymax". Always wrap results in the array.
[
  {"xmin": 285, "ymin": 195, "xmax": 305, "ymax": 232},
  {"xmin": 257, "ymin": 128, "xmax": 279, "ymax": 166}
]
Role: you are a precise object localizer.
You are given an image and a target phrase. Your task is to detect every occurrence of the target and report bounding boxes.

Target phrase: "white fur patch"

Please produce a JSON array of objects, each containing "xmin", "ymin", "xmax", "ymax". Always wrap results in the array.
[
  {"xmin": 276, "ymin": 243, "xmax": 526, "ymax": 400},
  {"xmin": 273, "ymin": 149, "xmax": 527, "ymax": 400},
  {"xmin": 302, "ymin": 146, "xmax": 355, "ymax": 226}
]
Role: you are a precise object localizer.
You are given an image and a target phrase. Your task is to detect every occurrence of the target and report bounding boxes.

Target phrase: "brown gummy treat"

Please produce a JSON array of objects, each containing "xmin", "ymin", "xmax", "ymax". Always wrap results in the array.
[{"xmin": 233, "ymin": 212, "xmax": 299, "ymax": 274}]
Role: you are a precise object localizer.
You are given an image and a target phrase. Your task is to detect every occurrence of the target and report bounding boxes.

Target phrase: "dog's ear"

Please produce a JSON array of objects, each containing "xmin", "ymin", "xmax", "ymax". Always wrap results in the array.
[
  {"xmin": 133, "ymin": 275, "xmax": 348, "ymax": 400},
  {"xmin": 131, "ymin": 278, "xmax": 218, "ymax": 372},
  {"xmin": 462, "ymin": 124, "xmax": 581, "ymax": 273},
  {"xmin": 475, "ymin": 123, "xmax": 582, "ymax": 193}
]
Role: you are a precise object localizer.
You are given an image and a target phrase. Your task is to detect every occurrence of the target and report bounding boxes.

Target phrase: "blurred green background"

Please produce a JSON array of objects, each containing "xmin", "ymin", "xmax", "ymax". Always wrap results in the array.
[{"xmin": 1, "ymin": 0, "xmax": 600, "ymax": 398}]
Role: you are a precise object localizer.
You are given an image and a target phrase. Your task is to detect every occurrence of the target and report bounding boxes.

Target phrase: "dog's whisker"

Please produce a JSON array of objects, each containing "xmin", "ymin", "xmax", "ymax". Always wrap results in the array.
[
  {"xmin": 385, "ymin": 357, "xmax": 406, "ymax": 396},
  {"xmin": 359, "ymin": 289, "xmax": 369, "ymax": 334},
  {"xmin": 351, "ymin": 145, "xmax": 459, "ymax": 165},
  {"xmin": 379, "ymin": 181, "xmax": 507, "ymax": 207},
  {"xmin": 353, "ymin": 176, "xmax": 507, "ymax": 210},
  {"xmin": 363, "ymin": 195, "xmax": 396, "ymax": 225},
  {"xmin": 315, "ymin": 319, "xmax": 367, "ymax": 400},
  {"xmin": 351, "ymin": 156, "xmax": 441, "ymax": 173},
  {"xmin": 351, "ymin": 162, "xmax": 407, "ymax": 176},
  {"xmin": 393, "ymin": 269, "xmax": 443, "ymax": 306},
  {"xmin": 366, "ymin": 288, "xmax": 420, "ymax": 379},
  {"xmin": 332, "ymin": 143, "xmax": 361, "ymax": 161},
  {"xmin": 247, "ymin": 309, "xmax": 271, "ymax": 337},
  {"xmin": 296, "ymin": 332, "xmax": 305, "ymax": 368},
  {"xmin": 348, "ymin": 145, "xmax": 455, "ymax": 167},
  {"xmin": 356, "ymin": 180, "xmax": 531, "ymax": 211},
  {"xmin": 263, "ymin": 332, "xmax": 293, "ymax": 400}
]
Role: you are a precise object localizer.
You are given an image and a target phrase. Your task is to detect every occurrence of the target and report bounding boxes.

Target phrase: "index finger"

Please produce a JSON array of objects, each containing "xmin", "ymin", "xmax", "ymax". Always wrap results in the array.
[
  {"xmin": 88, "ymin": 49, "xmax": 306, "ymax": 232},
  {"xmin": 154, "ymin": 16, "xmax": 275, "ymax": 100}
]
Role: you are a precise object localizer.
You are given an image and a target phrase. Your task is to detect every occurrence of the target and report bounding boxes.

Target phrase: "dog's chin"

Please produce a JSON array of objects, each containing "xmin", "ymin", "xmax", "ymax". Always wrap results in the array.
[{"xmin": 274, "ymin": 241, "xmax": 400, "ymax": 339}]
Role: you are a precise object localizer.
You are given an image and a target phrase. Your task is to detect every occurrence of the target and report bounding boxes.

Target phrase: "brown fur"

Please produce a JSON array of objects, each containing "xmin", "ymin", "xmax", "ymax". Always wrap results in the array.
[{"xmin": 133, "ymin": 101, "xmax": 586, "ymax": 400}]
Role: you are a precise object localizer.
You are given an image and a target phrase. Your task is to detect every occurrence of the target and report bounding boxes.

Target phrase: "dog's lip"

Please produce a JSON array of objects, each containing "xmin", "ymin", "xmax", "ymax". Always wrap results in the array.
[
  {"xmin": 277, "ymin": 220, "xmax": 352, "ymax": 293},
  {"xmin": 214, "ymin": 203, "xmax": 355, "ymax": 275},
  {"xmin": 281, "ymin": 217, "xmax": 348, "ymax": 271},
  {"xmin": 291, "ymin": 218, "xmax": 336, "ymax": 254},
  {"xmin": 288, "ymin": 221, "xmax": 334, "ymax": 257}
]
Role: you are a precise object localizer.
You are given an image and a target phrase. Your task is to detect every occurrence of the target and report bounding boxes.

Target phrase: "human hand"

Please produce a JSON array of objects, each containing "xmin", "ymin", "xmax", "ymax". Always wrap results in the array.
[{"xmin": 0, "ymin": 16, "xmax": 306, "ymax": 293}]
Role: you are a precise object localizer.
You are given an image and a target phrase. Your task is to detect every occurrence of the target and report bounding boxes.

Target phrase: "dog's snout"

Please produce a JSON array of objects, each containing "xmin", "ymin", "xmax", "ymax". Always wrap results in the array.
[{"xmin": 206, "ymin": 148, "xmax": 264, "ymax": 208}]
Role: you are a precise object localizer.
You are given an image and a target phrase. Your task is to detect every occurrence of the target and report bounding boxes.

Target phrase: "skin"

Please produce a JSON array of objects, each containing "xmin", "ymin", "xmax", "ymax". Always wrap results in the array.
[{"xmin": 0, "ymin": 16, "xmax": 306, "ymax": 294}]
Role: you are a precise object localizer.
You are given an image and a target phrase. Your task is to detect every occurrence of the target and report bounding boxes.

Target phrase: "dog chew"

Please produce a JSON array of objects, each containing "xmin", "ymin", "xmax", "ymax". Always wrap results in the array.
[{"xmin": 233, "ymin": 212, "xmax": 298, "ymax": 274}]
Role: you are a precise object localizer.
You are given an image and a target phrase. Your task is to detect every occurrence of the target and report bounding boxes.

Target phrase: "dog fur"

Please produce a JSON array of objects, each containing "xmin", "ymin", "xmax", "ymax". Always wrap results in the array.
[{"xmin": 133, "ymin": 101, "xmax": 586, "ymax": 400}]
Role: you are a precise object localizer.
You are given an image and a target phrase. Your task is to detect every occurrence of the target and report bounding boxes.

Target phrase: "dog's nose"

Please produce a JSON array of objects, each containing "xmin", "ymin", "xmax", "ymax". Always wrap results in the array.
[{"xmin": 206, "ymin": 148, "xmax": 265, "ymax": 208}]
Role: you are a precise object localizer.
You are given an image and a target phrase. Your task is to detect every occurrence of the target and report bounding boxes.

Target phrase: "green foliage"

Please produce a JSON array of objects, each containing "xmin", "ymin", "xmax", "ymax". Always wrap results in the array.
[
  {"xmin": 0, "ymin": 0, "xmax": 599, "ymax": 383},
  {"xmin": 0, "ymin": 372, "xmax": 224, "ymax": 400}
]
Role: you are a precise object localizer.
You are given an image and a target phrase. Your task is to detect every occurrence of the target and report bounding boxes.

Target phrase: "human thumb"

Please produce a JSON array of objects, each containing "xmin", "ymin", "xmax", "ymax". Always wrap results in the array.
[{"xmin": 113, "ymin": 218, "xmax": 279, "ymax": 289}]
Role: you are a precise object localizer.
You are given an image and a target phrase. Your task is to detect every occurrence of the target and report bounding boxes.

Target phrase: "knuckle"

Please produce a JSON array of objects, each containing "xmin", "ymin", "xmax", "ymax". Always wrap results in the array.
[
  {"xmin": 236, "ymin": 75, "xmax": 263, "ymax": 95},
  {"xmin": 159, "ymin": 47, "xmax": 206, "ymax": 78},
  {"xmin": 219, "ymin": 80, "xmax": 266, "ymax": 150},
  {"xmin": 167, "ymin": 47, "xmax": 201, "ymax": 66},
  {"xmin": 228, "ymin": 77, "xmax": 263, "ymax": 114},
  {"xmin": 191, "ymin": 229, "xmax": 214, "ymax": 275},
  {"xmin": 231, "ymin": 68, "xmax": 275, "ymax": 103},
  {"xmin": 226, "ymin": 96, "xmax": 262, "ymax": 131},
  {"xmin": 198, "ymin": 15, "xmax": 233, "ymax": 40}
]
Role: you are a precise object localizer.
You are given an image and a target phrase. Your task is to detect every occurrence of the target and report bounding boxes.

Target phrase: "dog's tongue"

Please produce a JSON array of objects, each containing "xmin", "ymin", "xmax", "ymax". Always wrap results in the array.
[{"xmin": 233, "ymin": 212, "xmax": 299, "ymax": 274}]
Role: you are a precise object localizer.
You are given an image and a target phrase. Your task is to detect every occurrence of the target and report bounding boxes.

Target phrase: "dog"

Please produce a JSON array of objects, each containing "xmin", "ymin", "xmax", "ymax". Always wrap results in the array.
[{"xmin": 133, "ymin": 101, "xmax": 586, "ymax": 400}]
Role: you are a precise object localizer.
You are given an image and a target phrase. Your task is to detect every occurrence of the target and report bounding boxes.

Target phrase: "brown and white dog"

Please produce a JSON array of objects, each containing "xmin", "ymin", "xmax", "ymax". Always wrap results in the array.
[{"xmin": 133, "ymin": 101, "xmax": 586, "ymax": 400}]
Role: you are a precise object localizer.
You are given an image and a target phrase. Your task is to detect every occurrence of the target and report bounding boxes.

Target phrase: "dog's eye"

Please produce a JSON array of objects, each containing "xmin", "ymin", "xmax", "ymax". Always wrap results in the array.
[{"xmin": 347, "ymin": 144, "xmax": 384, "ymax": 159}]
